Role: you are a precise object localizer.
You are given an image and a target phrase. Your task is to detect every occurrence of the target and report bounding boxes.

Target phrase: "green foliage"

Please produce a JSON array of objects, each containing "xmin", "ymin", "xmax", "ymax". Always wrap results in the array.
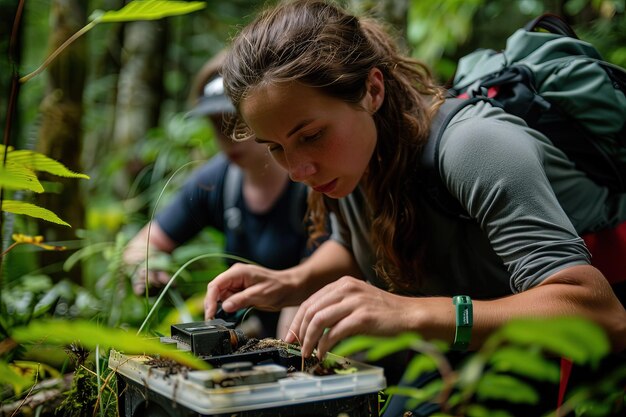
[
  {"xmin": 92, "ymin": 0, "xmax": 206, "ymax": 23},
  {"xmin": 2, "ymin": 201, "xmax": 70, "ymax": 227},
  {"xmin": 0, "ymin": 145, "xmax": 90, "ymax": 226},
  {"xmin": 0, "ymin": 361, "xmax": 34, "ymax": 397},
  {"xmin": 55, "ymin": 364, "xmax": 99, "ymax": 417},
  {"xmin": 488, "ymin": 346, "xmax": 560, "ymax": 383},
  {"xmin": 408, "ymin": 0, "xmax": 484, "ymax": 79},
  {"xmin": 333, "ymin": 316, "xmax": 624, "ymax": 416},
  {"xmin": 20, "ymin": 0, "xmax": 208, "ymax": 83},
  {"xmin": 11, "ymin": 319, "xmax": 209, "ymax": 370},
  {"xmin": 487, "ymin": 317, "xmax": 610, "ymax": 366},
  {"xmin": 4, "ymin": 0, "xmax": 624, "ymax": 414}
]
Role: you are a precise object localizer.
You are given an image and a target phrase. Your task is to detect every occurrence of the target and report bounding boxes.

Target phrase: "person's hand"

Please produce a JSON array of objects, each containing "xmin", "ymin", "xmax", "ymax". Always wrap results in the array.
[
  {"xmin": 131, "ymin": 268, "xmax": 172, "ymax": 296},
  {"xmin": 284, "ymin": 276, "xmax": 415, "ymax": 359},
  {"xmin": 204, "ymin": 263, "xmax": 297, "ymax": 320}
]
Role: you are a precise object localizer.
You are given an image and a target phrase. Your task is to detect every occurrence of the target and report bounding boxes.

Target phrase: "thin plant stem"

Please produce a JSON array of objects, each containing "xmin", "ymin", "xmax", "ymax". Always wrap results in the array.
[
  {"xmin": 19, "ymin": 19, "xmax": 99, "ymax": 84},
  {"xmin": 1, "ymin": 242, "xmax": 19, "ymax": 258},
  {"xmin": 288, "ymin": 329, "xmax": 305, "ymax": 372},
  {"xmin": 10, "ymin": 365, "xmax": 39, "ymax": 417},
  {"xmin": 141, "ymin": 160, "xmax": 204, "ymax": 301},
  {"xmin": 137, "ymin": 253, "xmax": 257, "ymax": 335},
  {"xmin": 95, "ymin": 345, "xmax": 103, "ymax": 417}
]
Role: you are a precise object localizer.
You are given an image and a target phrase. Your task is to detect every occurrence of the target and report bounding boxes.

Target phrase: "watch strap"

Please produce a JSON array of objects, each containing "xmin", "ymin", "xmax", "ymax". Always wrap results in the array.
[{"xmin": 452, "ymin": 295, "xmax": 473, "ymax": 351}]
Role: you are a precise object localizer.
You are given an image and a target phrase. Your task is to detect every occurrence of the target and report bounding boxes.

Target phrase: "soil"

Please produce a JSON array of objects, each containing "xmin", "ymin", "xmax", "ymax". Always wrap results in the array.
[
  {"xmin": 234, "ymin": 338, "xmax": 352, "ymax": 375},
  {"xmin": 145, "ymin": 337, "xmax": 351, "ymax": 378},
  {"xmin": 145, "ymin": 357, "xmax": 189, "ymax": 378}
]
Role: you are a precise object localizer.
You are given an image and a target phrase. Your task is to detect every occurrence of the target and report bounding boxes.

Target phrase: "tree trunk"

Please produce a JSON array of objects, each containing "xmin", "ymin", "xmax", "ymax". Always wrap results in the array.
[
  {"xmin": 111, "ymin": 19, "xmax": 166, "ymax": 198},
  {"xmin": 35, "ymin": 0, "xmax": 86, "ymax": 282},
  {"xmin": 1, "ymin": 0, "xmax": 22, "ymax": 254},
  {"xmin": 81, "ymin": 0, "xmax": 125, "ymax": 172}
]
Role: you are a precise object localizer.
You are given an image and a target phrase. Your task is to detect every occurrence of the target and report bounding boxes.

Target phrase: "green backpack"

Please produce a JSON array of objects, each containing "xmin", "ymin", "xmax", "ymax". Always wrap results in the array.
[{"xmin": 445, "ymin": 14, "xmax": 626, "ymax": 191}]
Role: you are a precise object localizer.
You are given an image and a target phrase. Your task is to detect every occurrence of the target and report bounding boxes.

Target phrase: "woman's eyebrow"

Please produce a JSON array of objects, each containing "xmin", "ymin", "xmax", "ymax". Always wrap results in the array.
[
  {"xmin": 287, "ymin": 119, "xmax": 314, "ymax": 138},
  {"xmin": 253, "ymin": 118, "xmax": 316, "ymax": 144}
]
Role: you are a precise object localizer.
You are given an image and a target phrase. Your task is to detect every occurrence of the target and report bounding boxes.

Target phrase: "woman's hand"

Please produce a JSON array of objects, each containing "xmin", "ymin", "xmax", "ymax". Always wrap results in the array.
[
  {"xmin": 284, "ymin": 276, "xmax": 419, "ymax": 359},
  {"xmin": 131, "ymin": 268, "xmax": 172, "ymax": 296},
  {"xmin": 204, "ymin": 263, "xmax": 299, "ymax": 320}
]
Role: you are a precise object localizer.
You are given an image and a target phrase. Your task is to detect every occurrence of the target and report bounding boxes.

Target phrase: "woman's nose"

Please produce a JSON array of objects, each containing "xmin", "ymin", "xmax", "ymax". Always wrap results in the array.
[{"xmin": 287, "ymin": 157, "xmax": 316, "ymax": 182}]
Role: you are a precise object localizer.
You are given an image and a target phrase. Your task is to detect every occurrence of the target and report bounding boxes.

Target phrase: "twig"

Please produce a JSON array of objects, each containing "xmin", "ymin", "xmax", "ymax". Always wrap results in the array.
[
  {"xmin": 288, "ymin": 329, "xmax": 305, "ymax": 372},
  {"xmin": 19, "ymin": 20, "xmax": 99, "ymax": 84},
  {"xmin": 9, "ymin": 365, "xmax": 39, "ymax": 417}
]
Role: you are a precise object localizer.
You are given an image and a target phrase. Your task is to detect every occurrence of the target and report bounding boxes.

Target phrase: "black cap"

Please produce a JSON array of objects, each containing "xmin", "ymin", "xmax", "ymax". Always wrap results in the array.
[{"xmin": 185, "ymin": 75, "xmax": 235, "ymax": 118}]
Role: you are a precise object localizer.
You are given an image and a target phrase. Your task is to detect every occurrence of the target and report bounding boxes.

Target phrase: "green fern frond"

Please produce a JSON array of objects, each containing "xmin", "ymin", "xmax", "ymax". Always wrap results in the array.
[
  {"xmin": 0, "ymin": 163, "xmax": 44, "ymax": 193},
  {"xmin": 2, "ymin": 200, "xmax": 71, "ymax": 227},
  {"xmin": 7, "ymin": 149, "xmax": 90, "ymax": 179}
]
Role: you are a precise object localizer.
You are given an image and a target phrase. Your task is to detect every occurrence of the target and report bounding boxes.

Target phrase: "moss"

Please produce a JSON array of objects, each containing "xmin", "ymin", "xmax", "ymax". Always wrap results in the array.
[{"xmin": 56, "ymin": 365, "xmax": 98, "ymax": 417}]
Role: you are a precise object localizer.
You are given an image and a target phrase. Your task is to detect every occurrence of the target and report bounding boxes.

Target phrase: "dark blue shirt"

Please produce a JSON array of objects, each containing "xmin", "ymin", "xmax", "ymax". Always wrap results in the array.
[{"xmin": 156, "ymin": 153, "xmax": 311, "ymax": 270}]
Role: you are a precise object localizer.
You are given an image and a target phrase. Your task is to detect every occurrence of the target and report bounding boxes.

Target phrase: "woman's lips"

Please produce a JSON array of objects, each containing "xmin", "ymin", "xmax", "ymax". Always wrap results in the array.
[{"xmin": 313, "ymin": 179, "xmax": 337, "ymax": 194}]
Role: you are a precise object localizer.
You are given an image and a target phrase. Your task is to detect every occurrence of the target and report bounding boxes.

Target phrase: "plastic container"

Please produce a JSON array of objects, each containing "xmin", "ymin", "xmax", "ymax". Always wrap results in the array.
[{"xmin": 110, "ymin": 347, "xmax": 386, "ymax": 417}]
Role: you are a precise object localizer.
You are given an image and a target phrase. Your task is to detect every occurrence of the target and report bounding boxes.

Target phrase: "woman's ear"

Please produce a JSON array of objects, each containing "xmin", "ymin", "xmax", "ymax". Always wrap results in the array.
[{"xmin": 366, "ymin": 67, "xmax": 385, "ymax": 114}]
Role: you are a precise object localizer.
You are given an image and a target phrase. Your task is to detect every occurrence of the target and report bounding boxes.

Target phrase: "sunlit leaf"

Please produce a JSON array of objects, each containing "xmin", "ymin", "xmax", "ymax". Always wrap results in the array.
[
  {"xmin": 466, "ymin": 404, "xmax": 514, "ymax": 417},
  {"xmin": 331, "ymin": 335, "xmax": 382, "ymax": 357},
  {"xmin": 457, "ymin": 354, "xmax": 486, "ymax": 388},
  {"xmin": 384, "ymin": 385, "xmax": 437, "ymax": 403},
  {"xmin": 11, "ymin": 319, "xmax": 209, "ymax": 370},
  {"xmin": 494, "ymin": 317, "xmax": 610, "ymax": 366},
  {"xmin": 365, "ymin": 333, "xmax": 424, "ymax": 361},
  {"xmin": 63, "ymin": 242, "xmax": 112, "ymax": 271},
  {"xmin": 0, "ymin": 163, "xmax": 43, "ymax": 192},
  {"xmin": 8, "ymin": 149, "xmax": 90, "ymax": 179},
  {"xmin": 489, "ymin": 346, "xmax": 560, "ymax": 383},
  {"xmin": 13, "ymin": 360, "xmax": 62, "ymax": 379},
  {"xmin": 403, "ymin": 354, "xmax": 439, "ymax": 383},
  {"xmin": 331, "ymin": 332, "xmax": 423, "ymax": 361},
  {"xmin": 94, "ymin": 0, "xmax": 206, "ymax": 23},
  {"xmin": 404, "ymin": 379, "xmax": 444, "ymax": 410},
  {"xmin": 476, "ymin": 373, "xmax": 539, "ymax": 404},
  {"xmin": 0, "ymin": 361, "xmax": 35, "ymax": 396},
  {"xmin": 2, "ymin": 200, "xmax": 70, "ymax": 226}
]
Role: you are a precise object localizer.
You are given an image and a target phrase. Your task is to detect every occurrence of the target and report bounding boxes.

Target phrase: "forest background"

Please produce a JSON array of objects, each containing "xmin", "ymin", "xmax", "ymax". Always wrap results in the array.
[{"xmin": 0, "ymin": 0, "xmax": 625, "ymax": 415}]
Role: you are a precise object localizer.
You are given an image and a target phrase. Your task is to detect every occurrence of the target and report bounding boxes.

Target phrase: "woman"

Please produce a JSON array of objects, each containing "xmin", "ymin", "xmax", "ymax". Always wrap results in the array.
[
  {"xmin": 124, "ymin": 52, "xmax": 313, "ymax": 338},
  {"xmin": 203, "ymin": 0, "xmax": 626, "ymax": 358}
]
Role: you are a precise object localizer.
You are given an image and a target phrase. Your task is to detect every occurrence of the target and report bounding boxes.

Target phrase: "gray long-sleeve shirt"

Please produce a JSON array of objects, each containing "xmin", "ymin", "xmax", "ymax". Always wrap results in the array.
[{"xmin": 330, "ymin": 101, "xmax": 626, "ymax": 298}]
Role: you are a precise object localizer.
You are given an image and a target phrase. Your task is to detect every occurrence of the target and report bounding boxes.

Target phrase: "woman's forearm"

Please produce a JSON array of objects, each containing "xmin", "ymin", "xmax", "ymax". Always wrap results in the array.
[{"xmin": 408, "ymin": 265, "xmax": 626, "ymax": 352}]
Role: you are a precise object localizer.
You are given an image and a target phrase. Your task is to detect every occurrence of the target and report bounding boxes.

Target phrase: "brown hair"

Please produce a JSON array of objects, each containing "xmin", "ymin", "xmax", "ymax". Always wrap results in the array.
[{"xmin": 222, "ymin": 0, "xmax": 445, "ymax": 293}]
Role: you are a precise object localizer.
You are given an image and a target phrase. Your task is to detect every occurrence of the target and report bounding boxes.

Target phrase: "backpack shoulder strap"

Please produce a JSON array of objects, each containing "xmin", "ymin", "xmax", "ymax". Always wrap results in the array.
[
  {"xmin": 223, "ymin": 163, "xmax": 243, "ymax": 232},
  {"xmin": 421, "ymin": 97, "xmax": 491, "ymax": 219},
  {"xmin": 524, "ymin": 13, "xmax": 578, "ymax": 38}
]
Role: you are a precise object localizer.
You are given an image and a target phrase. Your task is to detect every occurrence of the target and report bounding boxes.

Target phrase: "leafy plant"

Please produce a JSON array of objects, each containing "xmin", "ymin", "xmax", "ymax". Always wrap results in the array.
[
  {"xmin": 19, "ymin": 0, "xmax": 207, "ymax": 84},
  {"xmin": 332, "ymin": 316, "xmax": 625, "ymax": 416},
  {"xmin": 0, "ymin": 145, "xmax": 89, "ymax": 227},
  {"xmin": 0, "ymin": 1, "xmax": 212, "ymax": 414}
]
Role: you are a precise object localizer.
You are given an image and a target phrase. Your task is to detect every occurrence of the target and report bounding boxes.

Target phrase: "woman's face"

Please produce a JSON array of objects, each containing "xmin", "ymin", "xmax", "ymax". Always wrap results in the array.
[
  {"xmin": 210, "ymin": 115, "xmax": 271, "ymax": 169},
  {"xmin": 240, "ymin": 70, "xmax": 384, "ymax": 198}
]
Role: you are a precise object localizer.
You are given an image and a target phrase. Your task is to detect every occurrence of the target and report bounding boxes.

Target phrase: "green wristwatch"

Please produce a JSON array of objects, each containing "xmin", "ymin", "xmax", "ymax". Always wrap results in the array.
[{"xmin": 452, "ymin": 295, "xmax": 473, "ymax": 351}]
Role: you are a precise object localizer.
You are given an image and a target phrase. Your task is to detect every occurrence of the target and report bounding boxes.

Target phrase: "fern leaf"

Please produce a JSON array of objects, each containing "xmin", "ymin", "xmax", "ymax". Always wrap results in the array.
[
  {"xmin": 93, "ymin": 0, "xmax": 206, "ymax": 23},
  {"xmin": 0, "ymin": 163, "xmax": 44, "ymax": 193},
  {"xmin": 2, "ymin": 200, "xmax": 71, "ymax": 227},
  {"xmin": 8, "ymin": 150, "xmax": 89, "ymax": 179}
]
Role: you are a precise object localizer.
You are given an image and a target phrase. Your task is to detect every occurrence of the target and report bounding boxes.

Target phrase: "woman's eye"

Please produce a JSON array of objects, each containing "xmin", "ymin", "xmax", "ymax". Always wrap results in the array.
[{"xmin": 302, "ymin": 131, "xmax": 322, "ymax": 143}]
